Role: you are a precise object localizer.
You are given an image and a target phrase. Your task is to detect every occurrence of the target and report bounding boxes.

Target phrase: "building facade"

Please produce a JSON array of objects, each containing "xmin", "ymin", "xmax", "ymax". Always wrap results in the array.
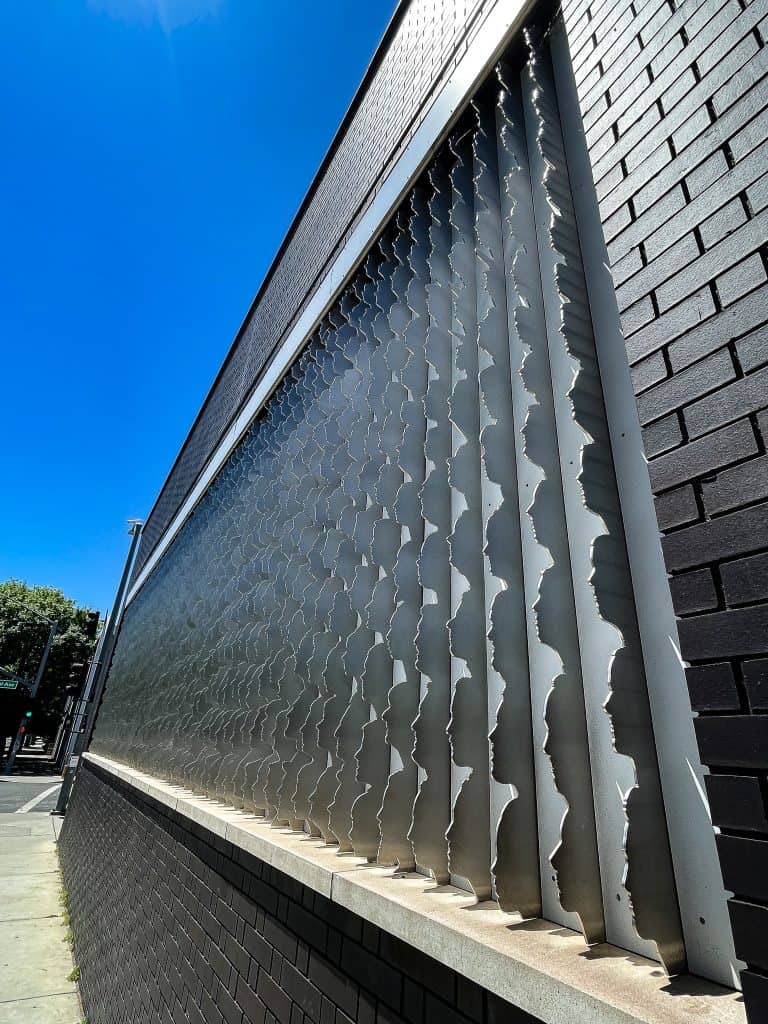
[{"xmin": 61, "ymin": 1, "xmax": 768, "ymax": 1022}]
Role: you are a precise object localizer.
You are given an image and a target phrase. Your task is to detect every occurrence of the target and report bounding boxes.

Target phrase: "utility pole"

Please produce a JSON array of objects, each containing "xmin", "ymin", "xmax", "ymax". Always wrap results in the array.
[{"xmin": 53, "ymin": 519, "xmax": 143, "ymax": 815}]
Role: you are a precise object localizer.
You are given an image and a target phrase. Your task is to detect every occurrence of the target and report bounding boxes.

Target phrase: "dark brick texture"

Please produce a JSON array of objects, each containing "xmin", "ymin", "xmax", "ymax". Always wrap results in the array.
[
  {"xmin": 559, "ymin": 0, "xmax": 768, "ymax": 1016},
  {"xmin": 60, "ymin": 761, "xmax": 538, "ymax": 1024}
]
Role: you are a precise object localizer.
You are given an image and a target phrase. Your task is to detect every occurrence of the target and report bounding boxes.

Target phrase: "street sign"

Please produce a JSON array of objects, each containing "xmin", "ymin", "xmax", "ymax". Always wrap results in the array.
[{"xmin": 0, "ymin": 679, "xmax": 19, "ymax": 691}]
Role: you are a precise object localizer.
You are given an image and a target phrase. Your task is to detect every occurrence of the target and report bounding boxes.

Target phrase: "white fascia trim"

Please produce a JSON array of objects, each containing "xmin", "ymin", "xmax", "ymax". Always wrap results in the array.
[
  {"xmin": 84, "ymin": 753, "xmax": 745, "ymax": 1024},
  {"xmin": 126, "ymin": 0, "xmax": 534, "ymax": 607}
]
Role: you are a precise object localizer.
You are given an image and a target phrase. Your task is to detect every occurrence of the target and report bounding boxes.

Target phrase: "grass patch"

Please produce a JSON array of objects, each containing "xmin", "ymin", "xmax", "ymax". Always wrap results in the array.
[{"xmin": 67, "ymin": 966, "xmax": 80, "ymax": 983}]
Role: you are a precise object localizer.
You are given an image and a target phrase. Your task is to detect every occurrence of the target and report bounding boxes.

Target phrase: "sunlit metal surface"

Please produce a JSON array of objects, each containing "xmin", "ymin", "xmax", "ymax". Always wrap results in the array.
[{"xmin": 94, "ymin": 34, "xmax": 688, "ymax": 974}]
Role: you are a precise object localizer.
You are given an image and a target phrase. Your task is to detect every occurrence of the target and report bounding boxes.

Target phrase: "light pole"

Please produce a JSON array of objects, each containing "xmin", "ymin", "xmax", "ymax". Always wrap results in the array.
[{"xmin": 53, "ymin": 518, "xmax": 143, "ymax": 814}]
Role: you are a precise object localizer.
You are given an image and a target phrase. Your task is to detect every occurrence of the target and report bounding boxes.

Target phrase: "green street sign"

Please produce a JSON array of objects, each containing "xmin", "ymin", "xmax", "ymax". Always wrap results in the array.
[{"xmin": 0, "ymin": 679, "xmax": 19, "ymax": 691}]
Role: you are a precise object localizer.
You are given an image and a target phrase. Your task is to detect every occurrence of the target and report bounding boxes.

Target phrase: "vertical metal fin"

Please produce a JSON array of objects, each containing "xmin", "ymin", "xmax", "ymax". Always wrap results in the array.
[
  {"xmin": 472, "ymin": 85, "xmax": 540, "ymax": 918},
  {"xmin": 509, "ymin": 59, "xmax": 605, "ymax": 942},
  {"xmin": 350, "ymin": 247, "xmax": 393, "ymax": 861},
  {"xmin": 446, "ymin": 125, "xmax": 492, "ymax": 900},
  {"xmin": 411, "ymin": 163, "xmax": 452, "ymax": 884},
  {"xmin": 525, "ymin": 31, "xmax": 684, "ymax": 972},
  {"xmin": 379, "ymin": 203, "xmax": 426, "ymax": 871}
]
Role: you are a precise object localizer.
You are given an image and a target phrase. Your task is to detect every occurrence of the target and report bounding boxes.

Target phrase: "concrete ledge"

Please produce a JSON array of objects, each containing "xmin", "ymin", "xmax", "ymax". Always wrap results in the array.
[{"xmin": 83, "ymin": 753, "xmax": 745, "ymax": 1024}]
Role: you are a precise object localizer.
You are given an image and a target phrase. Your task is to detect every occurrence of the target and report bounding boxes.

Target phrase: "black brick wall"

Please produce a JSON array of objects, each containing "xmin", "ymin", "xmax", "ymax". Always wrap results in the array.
[
  {"xmin": 60, "ymin": 761, "xmax": 538, "ymax": 1024},
  {"xmin": 559, "ymin": 0, "xmax": 768, "ymax": 1017}
]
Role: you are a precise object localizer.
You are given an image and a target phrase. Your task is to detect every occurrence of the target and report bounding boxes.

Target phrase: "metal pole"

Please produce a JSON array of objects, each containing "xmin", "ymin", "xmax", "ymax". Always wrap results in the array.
[
  {"xmin": 3, "ymin": 715, "xmax": 29, "ymax": 772},
  {"xmin": 29, "ymin": 622, "xmax": 57, "ymax": 699},
  {"xmin": 53, "ymin": 519, "xmax": 143, "ymax": 814}
]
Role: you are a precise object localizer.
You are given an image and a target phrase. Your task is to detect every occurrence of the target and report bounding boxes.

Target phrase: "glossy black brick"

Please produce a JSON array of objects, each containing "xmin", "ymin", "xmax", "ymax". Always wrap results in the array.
[
  {"xmin": 662, "ymin": 502, "xmax": 768, "ymax": 571},
  {"xmin": 636, "ymin": 348, "xmax": 734, "ymax": 426},
  {"xmin": 643, "ymin": 413, "xmax": 683, "ymax": 458},
  {"xmin": 744, "ymin": 659, "xmax": 768, "ymax": 712},
  {"xmin": 685, "ymin": 366, "xmax": 768, "ymax": 439},
  {"xmin": 648, "ymin": 419, "xmax": 757, "ymax": 493},
  {"xmin": 654, "ymin": 484, "xmax": 700, "ymax": 530},
  {"xmin": 286, "ymin": 902, "xmax": 328, "ymax": 956},
  {"xmin": 721, "ymin": 552, "xmax": 768, "ymax": 606},
  {"xmin": 308, "ymin": 954, "xmax": 358, "ymax": 1020},
  {"xmin": 729, "ymin": 899, "xmax": 768, "ymax": 972},
  {"xmin": 701, "ymin": 455, "xmax": 768, "ymax": 516},
  {"xmin": 281, "ymin": 959, "xmax": 322, "ymax": 1022},
  {"xmin": 742, "ymin": 971, "xmax": 768, "ymax": 1024},
  {"xmin": 340, "ymin": 941, "xmax": 401, "ymax": 1011},
  {"xmin": 423, "ymin": 995, "xmax": 471, "ymax": 1024},
  {"xmin": 235, "ymin": 976, "xmax": 266, "ymax": 1024},
  {"xmin": 695, "ymin": 716, "xmax": 768, "ymax": 769},
  {"xmin": 221, "ymin": 982, "xmax": 246, "ymax": 1024},
  {"xmin": 678, "ymin": 606, "xmax": 768, "ymax": 659},
  {"xmin": 258, "ymin": 970, "xmax": 293, "ymax": 1024},
  {"xmin": 705, "ymin": 774, "xmax": 768, "ymax": 834},
  {"xmin": 685, "ymin": 662, "xmax": 740, "ymax": 712},
  {"xmin": 717, "ymin": 835, "xmax": 768, "ymax": 902},
  {"xmin": 670, "ymin": 568, "xmax": 718, "ymax": 615}
]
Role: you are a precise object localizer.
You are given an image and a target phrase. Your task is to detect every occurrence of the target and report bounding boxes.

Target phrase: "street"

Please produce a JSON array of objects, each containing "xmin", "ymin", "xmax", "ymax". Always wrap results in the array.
[{"xmin": 0, "ymin": 774, "xmax": 62, "ymax": 814}]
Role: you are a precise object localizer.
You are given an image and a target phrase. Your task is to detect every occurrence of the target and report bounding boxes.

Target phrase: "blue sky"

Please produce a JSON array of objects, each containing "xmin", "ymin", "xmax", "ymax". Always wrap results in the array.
[{"xmin": 0, "ymin": 0, "xmax": 395, "ymax": 614}]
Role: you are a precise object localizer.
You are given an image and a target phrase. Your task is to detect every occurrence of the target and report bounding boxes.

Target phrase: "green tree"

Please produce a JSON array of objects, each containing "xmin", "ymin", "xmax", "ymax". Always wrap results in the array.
[{"xmin": 0, "ymin": 580, "xmax": 99, "ymax": 759}]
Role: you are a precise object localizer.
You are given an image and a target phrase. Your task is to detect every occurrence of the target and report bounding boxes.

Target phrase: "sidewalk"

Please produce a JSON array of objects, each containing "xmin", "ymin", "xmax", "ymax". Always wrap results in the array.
[{"xmin": 0, "ymin": 813, "xmax": 82, "ymax": 1023}]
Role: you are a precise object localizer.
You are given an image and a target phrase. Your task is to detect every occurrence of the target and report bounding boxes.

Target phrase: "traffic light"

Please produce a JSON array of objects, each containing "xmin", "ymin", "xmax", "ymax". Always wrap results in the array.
[
  {"xmin": 24, "ymin": 711, "xmax": 32, "ymax": 718},
  {"xmin": 19, "ymin": 711, "xmax": 31, "ymax": 735},
  {"xmin": 68, "ymin": 661, "xmax": 88, "ymax": 692},
  {"xmin": 84, "ymin": 611, "xmax": 100, "ymax": 641}
]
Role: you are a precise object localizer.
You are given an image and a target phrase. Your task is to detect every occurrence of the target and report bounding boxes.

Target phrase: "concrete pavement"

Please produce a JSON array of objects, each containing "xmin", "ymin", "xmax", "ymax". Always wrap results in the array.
[
  {"xmin": 0, "ymin": 775, "xmax": 62, "ymax": 814},
  {"xmin": 0, "ymin": 808, "xmax": 83, "ymax": 1023}
]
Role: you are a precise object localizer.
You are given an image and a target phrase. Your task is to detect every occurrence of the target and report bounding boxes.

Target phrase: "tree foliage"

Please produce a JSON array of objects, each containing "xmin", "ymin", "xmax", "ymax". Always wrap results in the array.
[{"xmin": 0, "ymin": 580, "xmax": 99, "ymax": 747}]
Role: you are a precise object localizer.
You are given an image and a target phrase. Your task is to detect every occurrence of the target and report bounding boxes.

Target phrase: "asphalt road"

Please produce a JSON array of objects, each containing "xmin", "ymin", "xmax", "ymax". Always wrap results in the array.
[{"xmin": 0, "ymin": 776, "xmax": 62, "ymax": 813}]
